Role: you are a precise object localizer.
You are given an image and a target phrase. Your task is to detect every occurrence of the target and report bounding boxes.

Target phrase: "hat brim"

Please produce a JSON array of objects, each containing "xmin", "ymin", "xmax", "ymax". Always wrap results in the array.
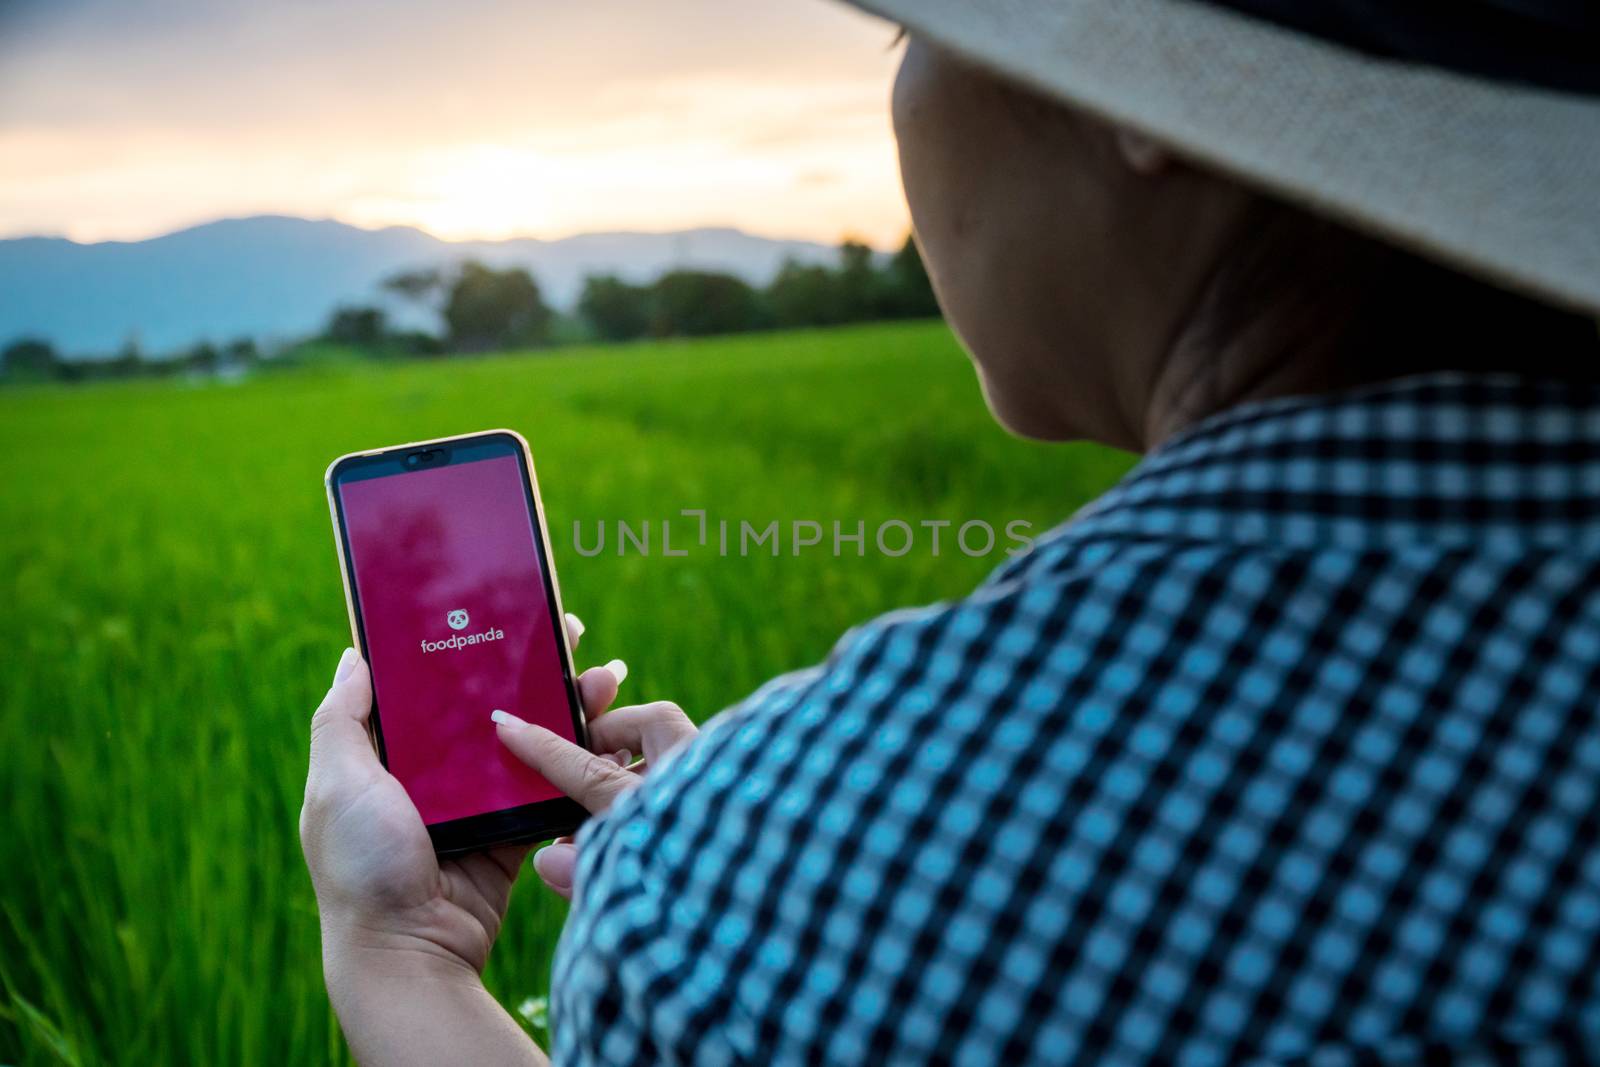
[{"xmin": 846, "ymin": 0, "xmax": 1600, "ymax": 315}]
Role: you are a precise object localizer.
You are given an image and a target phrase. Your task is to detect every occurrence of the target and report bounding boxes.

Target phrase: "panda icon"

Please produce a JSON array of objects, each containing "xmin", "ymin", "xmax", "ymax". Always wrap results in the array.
[{"xmin": 446, "ymin": 609, "xmax": 470, "ymax": 631}]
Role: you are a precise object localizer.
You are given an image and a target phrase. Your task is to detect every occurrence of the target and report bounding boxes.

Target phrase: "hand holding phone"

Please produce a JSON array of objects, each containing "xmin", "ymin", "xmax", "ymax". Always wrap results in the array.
[
  {"xmin": 306, "ymin": 428, "xmax": 701, "ymax": 1057},
  {"xmin": 301, "ymin": 613, "xmax": 609, "ymax": 957},
  {"xmin": 299, "ymin": 622, "xmax": 623, "ymax": 1062}
]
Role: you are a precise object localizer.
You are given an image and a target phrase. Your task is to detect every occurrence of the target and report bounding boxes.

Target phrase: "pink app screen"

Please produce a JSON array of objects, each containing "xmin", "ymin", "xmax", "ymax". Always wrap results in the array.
[{"xmin": 338, "ymin": 454, "xmax": 574, "ymax": 825}]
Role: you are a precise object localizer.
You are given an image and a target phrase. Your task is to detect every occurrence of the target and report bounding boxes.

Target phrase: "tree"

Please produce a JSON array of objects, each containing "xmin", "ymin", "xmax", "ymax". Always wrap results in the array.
[
  {"xmin": 650, "ymin": 271, "xmax": 766, "ymax": 338},
  {"xmin": 222, "ymin": 338, "xmax": 259, "ymax": 367},
  {"xmin": 390, "ymin": 331, "xmax": 445, "ymax": 356},
  {"xmin": 2, "ymin": 337, "xmax": 60, "ymax": 381},
  {"xmin": 887, "ymin": 233, "xmax": 941, "ymax": 318},
  {"xmin": 324, "ymin": 306, "xmax": 388, "ymax": 347},
  {"xmin": 767, "ymin": 259, "xmax": 844, "ymax": 328},
  {"xmin": 107, "ymin": 338, "xmax": 145, "ymax": 379},
  {"xmin": 444, "ymin": 262, "xmax": 552, "ymax": 351},
  {"xmin": 836, "ymin": 239, "xmax": 889, "ymax": 321},
  {"xmin": 383, "ymin": 267, "xmax": 443, "ymax": 306},
  {"xmin": 579, "ymin": 275, "xmax": 653, "ymax": 342},
  {"xmin": 184, "ymin": 341, "xmax": 220, "ymax": 375},
  {"xmin": 762, "ymin": 237, "xmax": 938, "ymax": 328},
  {"xmin": 217, "ymin": 338, "xmax": 260, "ymax": 379}
]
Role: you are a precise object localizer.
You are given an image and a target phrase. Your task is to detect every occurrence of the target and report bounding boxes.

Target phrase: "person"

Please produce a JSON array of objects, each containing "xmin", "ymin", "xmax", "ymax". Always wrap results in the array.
[{"xmin": 301, "ymin": 0, "xmax": 1600, "ymax": 1062}]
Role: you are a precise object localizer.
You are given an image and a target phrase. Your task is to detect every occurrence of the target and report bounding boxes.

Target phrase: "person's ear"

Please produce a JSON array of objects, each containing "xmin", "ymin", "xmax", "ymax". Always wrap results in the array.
[{"xmin": 1115, "ymin": 128, "xmax": 1172, "ymax": 175}]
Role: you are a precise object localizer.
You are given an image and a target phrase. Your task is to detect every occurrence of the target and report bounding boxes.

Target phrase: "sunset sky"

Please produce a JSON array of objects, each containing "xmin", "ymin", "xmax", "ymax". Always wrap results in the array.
[{"xmin": 0, "ymin": 0, "xmax": 909, "ymax": 246}]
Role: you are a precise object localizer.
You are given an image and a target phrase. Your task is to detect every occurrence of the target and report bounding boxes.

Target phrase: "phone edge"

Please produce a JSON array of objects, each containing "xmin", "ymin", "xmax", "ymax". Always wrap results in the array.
[
  {"xmin": 505, "ymin": 428, "xmax": 590, "ymax": 756},
  {"xmin": 322, "ymin": 428, "xmax": 591, "ymax": 848}
]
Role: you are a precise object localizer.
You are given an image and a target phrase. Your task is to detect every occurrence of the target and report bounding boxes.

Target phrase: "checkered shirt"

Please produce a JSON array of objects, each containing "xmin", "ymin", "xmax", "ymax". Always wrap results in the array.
[{"xmin": 552, "ymin": 374, "xmax": 1600, "ymax": 1065}]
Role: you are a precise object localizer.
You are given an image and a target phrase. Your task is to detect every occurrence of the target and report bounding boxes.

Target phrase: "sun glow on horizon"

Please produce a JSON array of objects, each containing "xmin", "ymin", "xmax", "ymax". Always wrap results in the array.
[{"xmin": 0, "ymin": 0, "xmax": 911, "ymax": 248}]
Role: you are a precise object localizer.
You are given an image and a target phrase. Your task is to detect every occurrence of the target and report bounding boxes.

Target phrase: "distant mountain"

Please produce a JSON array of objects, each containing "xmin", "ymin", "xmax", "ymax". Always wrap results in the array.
[{"xmin": 0, "ymin": 216, "xmax": 845, "ymax": 356}]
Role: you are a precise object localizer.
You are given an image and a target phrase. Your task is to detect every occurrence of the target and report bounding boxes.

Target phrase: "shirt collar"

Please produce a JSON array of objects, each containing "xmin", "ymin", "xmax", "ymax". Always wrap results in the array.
[{"xmin": 1064, "ymin": 374, "xmax": 1600, "ymax": 554}]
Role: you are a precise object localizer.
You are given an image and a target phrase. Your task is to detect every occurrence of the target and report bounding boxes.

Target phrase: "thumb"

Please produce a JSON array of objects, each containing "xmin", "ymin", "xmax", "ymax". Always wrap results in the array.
[
  {"xmin": 307, "ymin": 648, "xmax": 380, "ymax": 783},
  {"xmin": 532, "ymin": 841, "xmax": 577, "ymax": 900}
]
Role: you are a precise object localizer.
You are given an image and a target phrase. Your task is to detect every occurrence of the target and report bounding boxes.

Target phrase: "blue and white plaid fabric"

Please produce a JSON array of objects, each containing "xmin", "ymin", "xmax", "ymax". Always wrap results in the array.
[{"xmin": 553, "ymin": 375, "xmax": 1600, "ymax": 1065}]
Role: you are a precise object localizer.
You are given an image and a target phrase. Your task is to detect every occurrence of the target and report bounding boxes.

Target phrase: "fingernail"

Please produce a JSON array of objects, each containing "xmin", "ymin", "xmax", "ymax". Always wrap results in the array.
[
  {"xmin": 334, "ymin": 648, "xmax": 357, "ymax": 682},
  {"xmin": 614, "ymin": 748, "xmax": 633, "ymax": 766},
  {"xmin": 491, "ymin": 709, "xmax": 526, "ymax": 727},
  {"xmin": 565, "ymin": 613, "xmax": 585, "ymax": 640},
  {"xmin": 604, "ymin": 658, "xmax": 628, "ymax": 686}
]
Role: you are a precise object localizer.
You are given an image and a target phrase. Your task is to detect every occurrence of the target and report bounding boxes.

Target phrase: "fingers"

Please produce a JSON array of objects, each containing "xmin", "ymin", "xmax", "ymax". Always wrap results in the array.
[
  {"xmin": 307, "ymin": 648, "xmax": 380, "ymax": 784},
  {"xmin": 586, "ymin": 701, "xmax": 697, "ymax": 765},
  {"xmin": 492, "ymin": 712, "xmax": 636, "ymax": 813},
  {"xmin": 484, "ymin": 842, "xmax": 535, "ymax": 883},
  {"xmin": 577, "ymin": 660, "xmax": 624, "ymax": 721},
  {"xmin": 449, "ymin": 847, "xmax": 530, "ymax": 930},
  {"xmin": 565, "ymin": 611, "xmax": 624, "ymax": 721},
  {"xmin": 533, "ymin": 841, "xmax": 577, "ymax": 900}
]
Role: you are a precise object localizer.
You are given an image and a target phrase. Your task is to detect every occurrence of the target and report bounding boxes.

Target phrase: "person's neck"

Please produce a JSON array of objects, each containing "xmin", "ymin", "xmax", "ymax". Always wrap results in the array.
[
  {"xmin": 1142, "ymin": 301, "xmax": 1600, "ymax": 453},
  {"xmin": 1140, "ymin": 303, "xmax": 1352, "ymax": 451}
]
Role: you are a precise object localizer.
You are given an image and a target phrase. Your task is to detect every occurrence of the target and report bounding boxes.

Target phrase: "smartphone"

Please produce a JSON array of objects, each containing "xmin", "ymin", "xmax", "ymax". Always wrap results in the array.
[{"xmin": 325, "ymin": 429, "xmax": 588, "ymax": 855}]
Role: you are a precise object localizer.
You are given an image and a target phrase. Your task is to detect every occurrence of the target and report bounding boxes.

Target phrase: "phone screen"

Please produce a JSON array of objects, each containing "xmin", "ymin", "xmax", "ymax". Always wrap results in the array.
[{"xmin": 335, "ymin": 444, "xmax": 576, "ymax": 827}]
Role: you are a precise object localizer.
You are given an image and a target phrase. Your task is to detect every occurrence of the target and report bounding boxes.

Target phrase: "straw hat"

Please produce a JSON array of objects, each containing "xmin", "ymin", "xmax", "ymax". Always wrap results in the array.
[{"xmin": 840, "ymin": 0, "xmax": 1600, "ymax": 315}]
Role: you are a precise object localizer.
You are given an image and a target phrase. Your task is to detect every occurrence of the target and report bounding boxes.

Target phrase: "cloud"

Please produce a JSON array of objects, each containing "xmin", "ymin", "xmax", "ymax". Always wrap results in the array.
[{"xmin": 0, "ymin": 0, "xmax": 909, "ymax": 244}]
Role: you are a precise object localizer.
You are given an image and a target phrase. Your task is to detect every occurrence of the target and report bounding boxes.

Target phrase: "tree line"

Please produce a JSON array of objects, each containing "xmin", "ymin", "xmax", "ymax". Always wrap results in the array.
[
  {"xmin": 581, "ymin": 238, "xmax": 936, "ymax": 342},
  {"xmin": 1, "ymin": 235, "xmax": 940, "ymax": 384},
  {"xmin": 0, "ymin": 336, "xmax": 265, "ymax": 385}
]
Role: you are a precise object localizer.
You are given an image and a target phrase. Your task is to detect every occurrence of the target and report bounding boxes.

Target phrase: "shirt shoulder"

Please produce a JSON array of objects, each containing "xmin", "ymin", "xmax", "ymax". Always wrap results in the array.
[
  {"xmin": 552, "ymin": 378, "xmax": 1600, "ymax": 1064},
  {"xmin": 548, "ymin": 534, "xmax": 1238, "ymax": 1062}
]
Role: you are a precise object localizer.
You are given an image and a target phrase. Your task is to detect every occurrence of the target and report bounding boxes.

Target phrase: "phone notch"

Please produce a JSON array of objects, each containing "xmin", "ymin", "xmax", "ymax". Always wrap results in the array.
[{"xmin": 404, "ymin": 447, "xmax": 450, "ymax": 470}]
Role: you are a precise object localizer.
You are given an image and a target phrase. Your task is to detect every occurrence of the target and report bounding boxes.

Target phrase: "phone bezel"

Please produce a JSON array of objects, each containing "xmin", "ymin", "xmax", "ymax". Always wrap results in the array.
[{"xmin": 324, "ymin": 428, "xmax": 589, "ymax": 856}]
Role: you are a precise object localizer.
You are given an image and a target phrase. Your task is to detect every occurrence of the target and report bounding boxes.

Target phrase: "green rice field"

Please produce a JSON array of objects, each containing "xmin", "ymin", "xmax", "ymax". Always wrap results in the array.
[{"xmin": 0, "ymin": 321, "xmax": 1133, "ymax": 1064}]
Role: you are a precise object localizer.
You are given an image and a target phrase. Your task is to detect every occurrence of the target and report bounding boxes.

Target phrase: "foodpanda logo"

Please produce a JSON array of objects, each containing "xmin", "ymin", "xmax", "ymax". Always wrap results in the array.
[{"xmin": 421, "ymin": 608, "xmax": 504, "ymax": 654}]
